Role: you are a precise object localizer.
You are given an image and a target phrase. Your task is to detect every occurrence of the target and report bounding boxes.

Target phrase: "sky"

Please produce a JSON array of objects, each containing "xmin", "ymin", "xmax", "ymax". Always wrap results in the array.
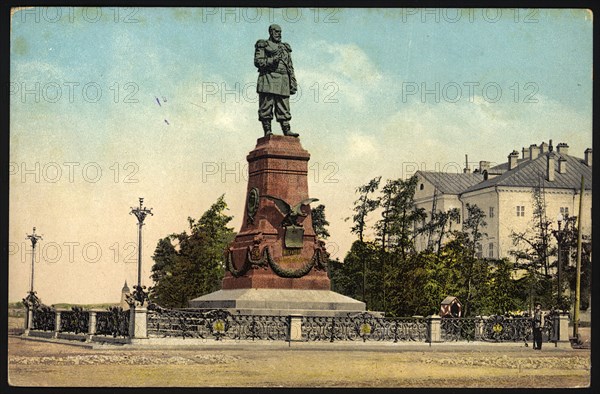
[{"xmin": 9, "ymin": 7, "xmax": 593, "ymax": 304}]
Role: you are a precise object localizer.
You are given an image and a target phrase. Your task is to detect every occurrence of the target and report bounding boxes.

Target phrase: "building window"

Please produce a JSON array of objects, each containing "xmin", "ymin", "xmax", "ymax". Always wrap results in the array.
[
  {"xmin": 560, "ymin": 207, "xmax": 569, "ymax": 217},
  {"xmin": 516, "ymin": 206, "xmax": 525, "ymax": 217},
  {"xmin": 488, "ymin": 243, "xmax": 494, "ymax": 258},
  {"xmin": 489, "ymin": 207, "xmax": 494, "ymax": 218},
  {"xmin": 420, "ymin": 183, "xmax": 424, "ymax": 190},
  {"xmin": 476, "ymin": 244, "xmax": 483, "ymax": 259}
]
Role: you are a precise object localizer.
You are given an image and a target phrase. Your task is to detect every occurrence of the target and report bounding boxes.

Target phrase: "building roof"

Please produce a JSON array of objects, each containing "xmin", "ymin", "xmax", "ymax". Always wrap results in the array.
[
  {"xmin": 489, "ymin": 158, "xmax": 528, "ymax": 173},
  {"xmin": 441, "ymin": 296, "xmax": 461, "ymax": 305},
  {"xmin": 122, "ymin": 280, "xmax": 130, "ymax": 292},
  {"xmin": 417, "ymin": 171, "xmax": 484, "ymax": 195},
  {"xmin": 463, "ymin": 152, "xmax": 592, "ymax": 194}
]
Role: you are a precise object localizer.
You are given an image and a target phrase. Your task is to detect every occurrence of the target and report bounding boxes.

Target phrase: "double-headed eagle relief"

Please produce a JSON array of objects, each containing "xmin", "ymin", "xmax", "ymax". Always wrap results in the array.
[
  {"xmin": 261, "ymin": 195, "xmax": 319, "ymax": 250},
  {"xmin": 261, "ymin": 195, "xmax": 319, "ymax": 227}
]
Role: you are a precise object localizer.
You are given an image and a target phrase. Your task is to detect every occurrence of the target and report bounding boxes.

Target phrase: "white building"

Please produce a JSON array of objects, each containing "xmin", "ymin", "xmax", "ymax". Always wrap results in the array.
[{"xmin": 414, "ymin": 141, "xmax": 592, "ymax": 259}]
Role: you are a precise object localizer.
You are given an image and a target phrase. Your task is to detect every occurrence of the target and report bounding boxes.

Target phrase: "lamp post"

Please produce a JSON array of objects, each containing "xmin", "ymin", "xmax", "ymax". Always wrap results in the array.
[
  {"xmin": 555, "ymin": 213, "xmax": 564, "ymax": 310},
  {"xmin": 24, "ymin": 227, "xmax": 42, "ymax": 331},
  {"xmin": 130, "ymin": 198, "xmax": 153, "ymax": 289},
  {"xmin": 573, "ymin": 175, "xmax": 584, "ymax": 340},
  {"xmin": 26, "ymin": 227, "xmax": 43, "ymax": 294}
]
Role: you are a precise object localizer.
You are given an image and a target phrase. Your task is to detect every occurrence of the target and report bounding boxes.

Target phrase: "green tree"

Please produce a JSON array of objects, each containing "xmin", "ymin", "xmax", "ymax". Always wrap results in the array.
[
  {"xmin": 485, "ymin": 258, "xmax": 523, "ymax": 315},
  {"xmin": 311, "ymin": 204, "xmax": 330, "ymax": 239},
  {"xmin": 383, "ymin": 176, "xmax": 426, "ymax": 259},
  {"xmin": 149, "ymin": 195, "xmax": 235, "ymax": 308},
  {"xmin": 510, "ymin": 186, "xmax": 555, "ymax": 310},
  {"xmin": 460, "ymin": 203, "xmax": 488, "ymax": 316},
  {"xmin": 374, "ymin": 176, "xmax": 426, "ymax": 314},
  {"xmin": 338, "ymin": 240, "xmax": 380, "ymax": 307},
  {"xmin": 347, "ymin": 177, "xmax": 381, "ymax": 242},
  {"xmin": 343, "ymin": 177, "xmax": 381, "ymax": 305}
]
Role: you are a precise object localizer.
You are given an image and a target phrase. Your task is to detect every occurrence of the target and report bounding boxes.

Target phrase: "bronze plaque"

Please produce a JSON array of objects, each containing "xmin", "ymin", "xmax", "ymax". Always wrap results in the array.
[{"xmin": 284, "ymin": 225, "xmax": 304, "ymax": 249}]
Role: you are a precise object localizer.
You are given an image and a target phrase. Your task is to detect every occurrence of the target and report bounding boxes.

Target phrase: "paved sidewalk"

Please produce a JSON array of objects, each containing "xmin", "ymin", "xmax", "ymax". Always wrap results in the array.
[{"xmin": 16, "ymin": 333, "xmax": 578, "ymax": 352}]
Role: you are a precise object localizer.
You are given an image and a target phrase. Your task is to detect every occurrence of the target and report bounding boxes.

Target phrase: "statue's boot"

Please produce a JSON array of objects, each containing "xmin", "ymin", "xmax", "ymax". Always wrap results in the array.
[
  {"xmin": 262, "ymin": 120, "xmax": 273, "ymax": 136},
  {"xmin": 281, "ymin": 121, "xmax": 299, "ymax": 137}
]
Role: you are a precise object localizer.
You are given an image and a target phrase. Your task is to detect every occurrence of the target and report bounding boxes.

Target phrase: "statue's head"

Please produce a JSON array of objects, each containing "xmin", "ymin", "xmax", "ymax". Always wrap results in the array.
[{"xmin": 269, "ymin": 24, "xmax": 282, "ymax": 43}]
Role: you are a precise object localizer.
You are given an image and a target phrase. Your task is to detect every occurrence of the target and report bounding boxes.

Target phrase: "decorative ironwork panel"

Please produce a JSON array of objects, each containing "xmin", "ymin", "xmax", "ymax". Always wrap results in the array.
[
  {"xmin": 479, "ymin": 316, "xmax": 532, "ymax": 343},
  {"xmin": 230, "ymin": 314, "xmax": 289, "ymax": 341},
  {"xmin": 301, "ymin": 313, "xmax": 427, "ymax": 342},
  {"xmin": 440, "ymin": 315, "xmax": 550, "ymax": 343},
  {"xmin": 383, "ymin": 317, "xmax": 428, "ymax": 342},
  {"xmin": 96, "ymin": 307, "xmax": 130, "ymax": 337},
  {"xmin": 59, "ymin": 307, "xmax": 89, "ymax": 334},
  {"xmin": 32, "ymin": 306, "xmax": 55, "ymax": 331},
  {"xmin": 148, "ymin": 307, "xmax": 216, "ymax": 339},
  {"xmin": 147, "ymin": 306, "xmax": 289, "ymax": 341},
  {"xmin": 302, "ymin": 316, "xmax": 351, "ymax": 342},
  {"xmin": 440, "ymin": 317, "xmax": 478, "ymax": 342}
]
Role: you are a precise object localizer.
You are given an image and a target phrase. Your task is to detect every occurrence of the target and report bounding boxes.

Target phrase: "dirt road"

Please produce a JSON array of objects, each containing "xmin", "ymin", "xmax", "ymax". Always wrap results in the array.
[{"xmin": 7, "ymin": 336, "xmax": 590, "ymax": 388}]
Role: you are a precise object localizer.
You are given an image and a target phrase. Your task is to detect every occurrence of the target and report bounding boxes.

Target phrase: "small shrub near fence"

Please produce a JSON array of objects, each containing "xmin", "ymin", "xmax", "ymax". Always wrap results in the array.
[
  {"xmin": 59, "ymin": 307, "xmax": 89, "ymax": 334},
  {"xmin": 32, "ymin": 306, "xmax": 56, "ymax": 331},
  {"xmin": 95, "ymin": 307, "xmax": 130, "ymax": 338}
]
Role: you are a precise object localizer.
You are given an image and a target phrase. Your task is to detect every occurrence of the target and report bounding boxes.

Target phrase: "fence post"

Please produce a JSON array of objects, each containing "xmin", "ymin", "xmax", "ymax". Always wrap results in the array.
[
  {"xmin": 558, "ymin": 312, "xmax": 570, "ymax": 342},
  {"xmin": 427, "ymin": 315, "xmax": 442, "ymax": 343},
  {"xmin": 54, "ymin": 310, "xmax": 62, "ymax": 338},
  {"xmin": 287, "ymin": 314, "xmax": 303, "ymax": 342},
  {"xmin": 129, "ymin": 305, "xmax": 148, "ymax": 340},
  {"xmin": 25, "ymin": 307, "xmax": 33, "ymax": 334},
  {"xmin": 87, "ymin": 311, "xmax": 97, "ymax": 342}
]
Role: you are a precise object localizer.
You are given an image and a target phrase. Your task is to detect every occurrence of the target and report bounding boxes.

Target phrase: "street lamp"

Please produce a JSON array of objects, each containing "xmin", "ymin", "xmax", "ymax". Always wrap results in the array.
[
  {"xmin": 25, "ymin": 227, "xmax": 43, "ymax": 294},
  {"xmin": 24, "ymin": 227, "xmax": 42, "ymax": 331},
  {"xmin": 556, "ymin": 213, "xmax": 564, "ymax": 310},
  {"xmin": 129, "ymin": 198, "xmax": 153, "ymax": 289}
]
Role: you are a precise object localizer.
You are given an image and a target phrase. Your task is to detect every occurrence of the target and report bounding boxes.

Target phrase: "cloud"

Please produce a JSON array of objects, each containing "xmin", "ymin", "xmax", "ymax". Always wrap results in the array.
[
  {"xmin": 295, "ymin": 40, "xmax": 383, "ymax": 109},
  {"xmin": 346, "ymin": 133, "xmax": 377, "ymax": 157},
  {"xmin": 323, "ymin": 42, "xmax": 383, "ymax": 85},
  {"xmin": 377, "ymin": 93, "xmax": 591, "ymax": 171}
]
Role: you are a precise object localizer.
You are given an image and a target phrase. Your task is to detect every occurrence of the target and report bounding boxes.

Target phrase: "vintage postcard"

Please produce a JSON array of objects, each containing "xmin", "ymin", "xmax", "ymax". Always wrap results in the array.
[{"xmin": 8, "ymin": 7, "xmax": 592, "ymax": 388}]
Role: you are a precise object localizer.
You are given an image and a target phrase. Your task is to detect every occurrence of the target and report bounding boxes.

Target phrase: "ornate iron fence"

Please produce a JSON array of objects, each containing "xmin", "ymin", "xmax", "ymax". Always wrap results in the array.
[
  {"xmin": 302, "ymin": 313, "xmax": 428, "ymax": 342},
  {"xmin": 440, "ymin": 317, "xmax": 478, "ymax": 342},
  {"xmin": 59, "ymin": 307, "xmax": 89, "ymax": 334},
  {"xmin": 96, "ymin": 307, "xmax": 130, "ymax": 337},
  {"xmin": 480, "ymin": 316, "xmax": 532, "ymax": 343},
  {"xmin": 542, "ymin": 311, "xmax": 559, "ymax": 343},
  {"xmin": 147, "ymin": 305, "xmax": 288, "ymax": 341},
  {"xmin": 440, "ymin": 313, "xmax": 558, "ymax": 343},
  {"xmin": 80, "ymin": 303, "xmax": 561, "ymax": 345},
  {"xmin": 32, "ymin": 306, "xmax": 55, "ymax": 331}
]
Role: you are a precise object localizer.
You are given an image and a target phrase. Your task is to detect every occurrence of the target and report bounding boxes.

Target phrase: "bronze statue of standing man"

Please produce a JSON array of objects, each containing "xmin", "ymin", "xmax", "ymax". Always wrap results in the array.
[{"xmin": 254, "ymin": 24, "xmax": 299, "ymax": 137}]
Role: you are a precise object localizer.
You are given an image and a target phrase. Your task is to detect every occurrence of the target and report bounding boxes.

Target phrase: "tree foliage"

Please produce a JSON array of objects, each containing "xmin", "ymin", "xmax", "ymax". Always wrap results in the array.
[
  {"xmin": 311, "ymin": 204, "xmax": 330, "ymax": 239},
  {"xmin": 149, "ymin": 195, "xmax": 235, "ymax": 308},
  {"xmin": 330, "ymin": 175, "xmax": 538, "ymax": 317}
]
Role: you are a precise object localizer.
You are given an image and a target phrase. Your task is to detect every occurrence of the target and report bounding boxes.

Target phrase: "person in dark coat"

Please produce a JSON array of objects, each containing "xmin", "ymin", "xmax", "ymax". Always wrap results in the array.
[{"xmin": 532, "ymin": 303, "xmax": 543, "ymax": 350}]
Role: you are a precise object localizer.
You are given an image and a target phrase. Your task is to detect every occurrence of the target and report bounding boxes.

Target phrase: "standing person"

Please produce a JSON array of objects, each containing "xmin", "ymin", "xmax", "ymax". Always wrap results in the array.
[
  {"xmin": 533, "ymin": 303, "xmax": 544, "ymax": 350},
  {"xmin": 254, "ymin": 24, "xmax": 298, "ymax": 137}
]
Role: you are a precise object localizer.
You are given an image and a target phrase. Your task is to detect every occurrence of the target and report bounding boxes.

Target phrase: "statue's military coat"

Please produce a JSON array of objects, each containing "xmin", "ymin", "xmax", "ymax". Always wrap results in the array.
[{"xmin": 254, "ymin": 39, "xmax": 297, "ymax": 97}]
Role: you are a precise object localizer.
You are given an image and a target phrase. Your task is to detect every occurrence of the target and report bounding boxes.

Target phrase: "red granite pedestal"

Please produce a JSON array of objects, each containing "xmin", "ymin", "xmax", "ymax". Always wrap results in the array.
[
  {"xmin": 190, "ymin": 135, "xmax": 365, "ymax": 316},
  {"xmin": 222, "ymin": 135, "xmax": 330, "ymax": 290}
]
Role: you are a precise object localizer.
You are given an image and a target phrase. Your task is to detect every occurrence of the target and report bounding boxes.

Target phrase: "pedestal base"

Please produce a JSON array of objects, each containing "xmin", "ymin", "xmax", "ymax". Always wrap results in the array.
[{"xmin": 189, "ymin": 288, "xmax": 366, "ymax": 317}]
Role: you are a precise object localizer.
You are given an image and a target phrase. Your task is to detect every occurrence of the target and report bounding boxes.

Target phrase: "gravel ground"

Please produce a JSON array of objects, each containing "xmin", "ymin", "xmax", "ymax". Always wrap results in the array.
[{"xmin": 7, "ymin": 336, "xmax": 590, "ymax": 388}]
